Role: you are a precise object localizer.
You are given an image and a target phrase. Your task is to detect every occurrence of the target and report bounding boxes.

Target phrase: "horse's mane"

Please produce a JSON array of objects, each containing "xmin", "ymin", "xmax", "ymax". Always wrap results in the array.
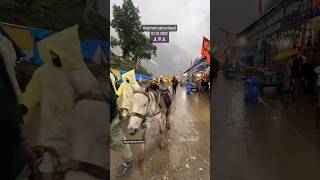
[{"xmin": 146, "ymin": 82, "xmax": 159, "ymax": 92}]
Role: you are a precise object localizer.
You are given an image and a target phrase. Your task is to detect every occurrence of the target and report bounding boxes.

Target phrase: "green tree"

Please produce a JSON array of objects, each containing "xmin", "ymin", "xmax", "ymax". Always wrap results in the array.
[{"xmin": 111, "ymin": 0, "xmax": 157, "ymax": 64}]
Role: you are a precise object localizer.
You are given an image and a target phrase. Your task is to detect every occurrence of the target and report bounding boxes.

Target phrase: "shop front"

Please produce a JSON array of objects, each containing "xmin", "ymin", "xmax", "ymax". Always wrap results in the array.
[
  {"xmin": 184, "ymin": 57, "xmax": 210, "ymax": 91},
  {"xmin": 236, "ymin": 0, "xmax": 320, "ymax": 96}
]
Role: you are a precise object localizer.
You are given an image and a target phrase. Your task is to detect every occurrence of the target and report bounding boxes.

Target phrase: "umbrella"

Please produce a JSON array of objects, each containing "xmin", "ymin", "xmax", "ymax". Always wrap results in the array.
[{"xmin": 274, "ymin": 49, "xmax": 300, "ymax": 61}]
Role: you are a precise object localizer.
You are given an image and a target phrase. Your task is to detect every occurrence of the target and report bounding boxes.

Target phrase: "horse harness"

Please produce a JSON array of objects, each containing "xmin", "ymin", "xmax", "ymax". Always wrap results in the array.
[
  {"xmin": 24, "ymin": 146, "xmax": 107, "ymax": 179},
  {"xmin": 128, "ymin": 90, "xmax": 163, "ymax": 129}
]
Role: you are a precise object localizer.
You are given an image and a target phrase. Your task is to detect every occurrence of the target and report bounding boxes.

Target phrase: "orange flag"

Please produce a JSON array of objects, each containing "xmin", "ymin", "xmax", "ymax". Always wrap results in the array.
[{"xmin": 201, "ymin": 36, "xmax": 210, "ymax": 65}]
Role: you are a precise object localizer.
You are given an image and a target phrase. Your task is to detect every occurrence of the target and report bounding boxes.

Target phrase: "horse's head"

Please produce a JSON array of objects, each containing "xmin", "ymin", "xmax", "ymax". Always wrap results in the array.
[{"xmin": 127, "ymin": 90, "xmax": 150, "ymax": 135}]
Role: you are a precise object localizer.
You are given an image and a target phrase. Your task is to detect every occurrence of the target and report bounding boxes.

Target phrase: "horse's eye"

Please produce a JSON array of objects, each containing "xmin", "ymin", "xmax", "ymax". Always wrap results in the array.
[{"xmin": 144, "ymin": 104, "xmax": 147, "ymax": 107}]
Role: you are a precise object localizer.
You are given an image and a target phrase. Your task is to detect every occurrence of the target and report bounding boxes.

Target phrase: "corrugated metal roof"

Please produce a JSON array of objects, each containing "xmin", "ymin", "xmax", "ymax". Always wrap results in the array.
[{"xmin": 237, "ymin": 0, "xmax": 283, "ymax": 36}]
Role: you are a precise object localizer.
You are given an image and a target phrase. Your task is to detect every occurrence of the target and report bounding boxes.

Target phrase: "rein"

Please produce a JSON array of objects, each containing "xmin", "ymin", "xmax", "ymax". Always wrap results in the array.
[{"xmin": 129, "ymin": 91, "xmax": 162, "ymax": 126}]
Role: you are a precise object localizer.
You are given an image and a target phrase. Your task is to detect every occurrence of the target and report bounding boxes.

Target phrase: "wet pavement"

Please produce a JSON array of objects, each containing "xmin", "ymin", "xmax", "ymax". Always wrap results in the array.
[
  {"xmin": 110, "ymin": 87, "xmax": 210, "ymax": 179},
  {"xmin": 212, "ymin": 72, "xmax": 320, "ymax": 180}
]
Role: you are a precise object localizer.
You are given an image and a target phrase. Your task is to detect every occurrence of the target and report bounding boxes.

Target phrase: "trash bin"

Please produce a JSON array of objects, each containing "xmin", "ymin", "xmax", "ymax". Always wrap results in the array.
[
  {"xmin": 186, "ymin": 85, "xmax": 192, "ymax": 94},
  {"xmin": 245, "ymin": 76, "xmax": 261, "ymax": 103}
]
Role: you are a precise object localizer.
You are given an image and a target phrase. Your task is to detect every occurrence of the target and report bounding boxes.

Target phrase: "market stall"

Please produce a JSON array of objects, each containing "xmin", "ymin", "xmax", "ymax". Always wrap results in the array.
[{"xmin": 184, "ymin": 57, "xmax": 210, "ymax": 92}]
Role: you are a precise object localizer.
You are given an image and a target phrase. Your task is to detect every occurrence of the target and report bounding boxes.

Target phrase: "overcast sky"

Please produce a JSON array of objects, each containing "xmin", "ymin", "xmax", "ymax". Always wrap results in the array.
[
  {"xmin": 212, "ymin": 0, "xmax": 260, "ymax": 46},
  {"xmin": 110, "ymin": 0, "xmax": 210, "ymax": 59}
]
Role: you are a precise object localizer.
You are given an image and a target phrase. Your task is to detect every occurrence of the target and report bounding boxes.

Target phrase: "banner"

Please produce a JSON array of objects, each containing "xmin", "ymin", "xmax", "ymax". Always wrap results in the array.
[{"xmin": 201, "ymin": 36, "xmax": 211, "ymax": 65}]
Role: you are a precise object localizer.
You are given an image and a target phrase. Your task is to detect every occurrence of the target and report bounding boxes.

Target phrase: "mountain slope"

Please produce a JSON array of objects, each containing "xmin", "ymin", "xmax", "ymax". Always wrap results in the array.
[{"xmin": 141, "ymin": 43, "xmax": 192, "ymax": 76}]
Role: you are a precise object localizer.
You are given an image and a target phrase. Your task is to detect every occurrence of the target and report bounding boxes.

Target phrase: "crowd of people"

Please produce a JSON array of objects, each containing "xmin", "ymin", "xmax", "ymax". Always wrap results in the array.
[{"xmin": 283, "ymin": 54, "xmax": 320, "ymax": 97}]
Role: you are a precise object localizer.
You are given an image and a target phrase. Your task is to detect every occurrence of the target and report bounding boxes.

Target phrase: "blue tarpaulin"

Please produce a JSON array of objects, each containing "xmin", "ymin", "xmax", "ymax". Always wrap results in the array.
[
  {"xmin": 80, "ymin": 40, "xmax": 109, "ymax": 62},
  {"xmin": 80, "ymin": 40, "xmax": 101, "ymax": 61},
  {"xmin": 31, "ymin": 32, "xmax": 109, "ymax": 65},
  {"xmin": 117, "ymin": 69, "xmax": 126, "ymax": 82},
  {"xmin": 116, "ymin": 69, "xmax": 152, "ymax": 82},
  {"xmin": 119, "ymin": 69, "xmax": 127, "ymax": 75},
  {"xmin": 31, "ymin": 28, "xmax": 54, "ymax": 66},
  {"xmin": 100, "ymin": 40, "xmax": 109, "ymax": 57},
  {"xmin": 136, "ymin": 73, "xmax": 152, "ymax": 81}
]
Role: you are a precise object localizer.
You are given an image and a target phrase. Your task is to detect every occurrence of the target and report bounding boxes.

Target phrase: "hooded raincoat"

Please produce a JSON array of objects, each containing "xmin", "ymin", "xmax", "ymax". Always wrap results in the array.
[
  {"xmin": 116, "ymin": 70, "xmax": 140, "ymax": 115},
  {"xmin": 19, "ymin": 26, "xmax": 107, "ymax": 175}
]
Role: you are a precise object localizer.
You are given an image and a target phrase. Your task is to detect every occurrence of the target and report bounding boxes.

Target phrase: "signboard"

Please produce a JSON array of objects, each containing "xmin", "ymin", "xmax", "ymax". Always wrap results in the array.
[
  {"xmin": 142, "ymin": 25, "xmax": 177, "ymax": 43},
  {"xmin": 142, "ymin": 25, "xmax": 177, "ymax": 32}
]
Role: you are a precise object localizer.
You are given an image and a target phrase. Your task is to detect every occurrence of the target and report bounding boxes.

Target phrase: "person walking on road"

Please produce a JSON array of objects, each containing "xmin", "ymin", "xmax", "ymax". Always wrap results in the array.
[
  {"xmin": 171, "ymin": 76, "xmax": 178, "ymax": 96},
  {"xmin": 110, "ymin": 72, "xmax": 135, "ymax": 177},
  {"xmin": 291, "ymin": 55, "xmax": 304, "ymax": 97}
]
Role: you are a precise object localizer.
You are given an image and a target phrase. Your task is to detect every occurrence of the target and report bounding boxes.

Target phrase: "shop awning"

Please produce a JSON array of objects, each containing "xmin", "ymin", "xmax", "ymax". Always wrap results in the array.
[
  {"xmin": 184, "ymin": 57, "xmax": 208, "ymax": 74},
  {"xmin": 274, "ymin": 49, "xmax": 300, "ymax": 61}
]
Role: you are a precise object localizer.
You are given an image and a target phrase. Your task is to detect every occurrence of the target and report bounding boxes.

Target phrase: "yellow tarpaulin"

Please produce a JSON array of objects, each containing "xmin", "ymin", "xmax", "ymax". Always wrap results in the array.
[
  {"xmin": 111, "ymin": 68, "xmax": 121, "ymax": 79},
  {"xmin": 274, "ymin": 49, "xmax": 300, "ymax": 61},
  {"xmin": 1, "ymin": 24, "xmax": 33, "ymax": 54},
  {"xmin": 196, "ymin": 76, "xmax": 204, "ymax": 81}
]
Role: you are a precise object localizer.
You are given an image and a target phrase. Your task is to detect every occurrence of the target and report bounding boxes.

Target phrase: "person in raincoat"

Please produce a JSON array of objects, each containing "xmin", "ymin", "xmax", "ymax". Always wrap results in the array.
[
  {"xmin": 116, "ymin": 69, "xmax": 141, "ymax": 119},
  {"xmin": 110, "ymin": 71, "xmax": 135, "ymax": 177},
  {"xmin": 0, "ymin": 31, "xmax": 21, "ymax": 97},
  {"xmin": 159, "ymin": 78, "xmax": 169, "ymax": 92},
  {"xmin": 19, "ymin": 25, "xmax": 108, "ymax": 179}
]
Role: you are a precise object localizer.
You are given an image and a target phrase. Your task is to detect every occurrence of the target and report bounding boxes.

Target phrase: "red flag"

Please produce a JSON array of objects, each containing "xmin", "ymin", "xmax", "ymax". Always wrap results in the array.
[
  {"xmin": 258, "ymin": 0, "xmax": 264, "ymax": 16},
  {"xmin": 316, "ymin": 0, "xmax": 320, "ymax": 9},
  {"xmin": 201, "ymin": 36, "xmax": 210, "ymax": 65}
]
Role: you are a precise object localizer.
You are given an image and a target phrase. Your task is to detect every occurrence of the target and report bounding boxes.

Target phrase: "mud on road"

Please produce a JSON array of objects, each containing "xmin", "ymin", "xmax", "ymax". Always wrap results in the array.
[{"xmin": 110, "ymin": 87, "xmax": 210, "ymax": 180}]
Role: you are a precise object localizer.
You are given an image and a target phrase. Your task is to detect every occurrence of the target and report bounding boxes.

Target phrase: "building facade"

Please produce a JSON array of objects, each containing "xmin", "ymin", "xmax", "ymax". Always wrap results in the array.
[{"xmin": 237, "ymin": 0, "xmax": 320, "ymax": 67}]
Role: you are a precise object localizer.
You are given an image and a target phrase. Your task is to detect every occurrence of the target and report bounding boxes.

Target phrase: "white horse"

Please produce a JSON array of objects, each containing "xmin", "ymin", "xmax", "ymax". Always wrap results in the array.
[
  {"xmin": 18, "ymin": 89, "xmax": 109, "ymax": 180},
  {"xmin": 127, "ymin": 88, "xmax": 171, "ymax": 160}
]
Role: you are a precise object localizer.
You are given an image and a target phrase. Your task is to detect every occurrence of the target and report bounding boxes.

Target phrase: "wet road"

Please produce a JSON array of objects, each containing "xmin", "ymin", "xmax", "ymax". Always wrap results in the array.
[
  {"xmin": 212, "ymin": 73, "xmax": 320, "ymax": 180},
  {"xmin": 110, "ymin": 87, "xmax": 210, "ymax": 179}
]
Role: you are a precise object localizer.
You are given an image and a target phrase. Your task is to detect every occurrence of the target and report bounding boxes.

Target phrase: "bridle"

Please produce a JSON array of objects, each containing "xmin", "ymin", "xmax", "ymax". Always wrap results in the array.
[{"xmin": 128, "ymin": 90, "xmax": 162, "ymax": 127}]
